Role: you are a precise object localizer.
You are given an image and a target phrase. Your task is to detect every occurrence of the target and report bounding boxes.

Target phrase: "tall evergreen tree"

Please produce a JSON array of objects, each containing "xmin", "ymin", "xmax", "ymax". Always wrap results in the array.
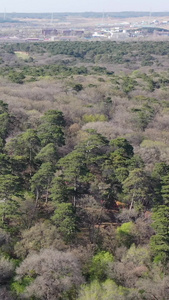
[
  {"xmin": 37, "ymin": 110, "xmax": 65, "ymax": 147},
  {"xmin": 151, "ymin": 205, "xmax": 169, "ymax": 263}
]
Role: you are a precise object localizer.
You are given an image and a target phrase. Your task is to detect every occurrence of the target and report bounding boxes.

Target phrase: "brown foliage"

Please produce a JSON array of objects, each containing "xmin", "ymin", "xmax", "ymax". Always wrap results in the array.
[
  {"xmin": 14, "ymin": 222, "xmax": 67, "ymax": 258},
  {"xmin": 16, "ymin": 249, "xmax": 84, "ymax": 300},
  {"xmin": 0, "ymin": 287, "xmax": 15, "ymax": 300},
  {"xmin": 0, "ymin": 257, "xmax": 14, "ymax": 284}
]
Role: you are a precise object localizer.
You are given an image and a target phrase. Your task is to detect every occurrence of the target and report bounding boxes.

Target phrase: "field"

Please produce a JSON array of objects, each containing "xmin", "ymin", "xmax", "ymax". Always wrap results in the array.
[{"xmin": 14, "ymin": 51, "xmax": 30, "ymax": 60}]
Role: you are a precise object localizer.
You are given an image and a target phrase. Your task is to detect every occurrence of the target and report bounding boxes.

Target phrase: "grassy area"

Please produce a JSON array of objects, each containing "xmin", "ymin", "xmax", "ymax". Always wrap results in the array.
[{"xmin": 15, "ymin": 51, "xmax": 30, "ymax": 60}]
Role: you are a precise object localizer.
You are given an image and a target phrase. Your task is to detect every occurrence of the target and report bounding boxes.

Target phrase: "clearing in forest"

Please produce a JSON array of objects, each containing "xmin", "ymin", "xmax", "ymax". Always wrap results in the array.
[{"xmin": 15, "ymin": 51, "xmax": 30, "ymax": 60}]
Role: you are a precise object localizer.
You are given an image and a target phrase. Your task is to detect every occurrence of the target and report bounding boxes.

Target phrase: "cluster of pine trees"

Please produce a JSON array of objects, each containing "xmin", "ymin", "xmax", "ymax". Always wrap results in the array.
[{"xmin": 0, "ymin": 98, "xmax": 169, "ymax": 299}]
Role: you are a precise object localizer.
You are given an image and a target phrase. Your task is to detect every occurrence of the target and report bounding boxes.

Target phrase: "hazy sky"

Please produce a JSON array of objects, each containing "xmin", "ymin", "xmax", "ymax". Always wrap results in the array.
[{"xmin": 1, "ymin": 0, "xmax": 169, "ymax": 13}]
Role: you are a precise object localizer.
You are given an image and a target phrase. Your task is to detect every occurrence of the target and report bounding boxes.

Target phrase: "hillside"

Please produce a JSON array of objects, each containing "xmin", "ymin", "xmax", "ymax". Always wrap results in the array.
[{"xmin": 0, "ymin": 40, "xmax": 169, "ymax": 299}]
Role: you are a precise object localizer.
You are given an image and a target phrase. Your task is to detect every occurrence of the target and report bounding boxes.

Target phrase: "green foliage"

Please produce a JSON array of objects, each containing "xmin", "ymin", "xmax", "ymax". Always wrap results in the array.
[
  {"xmin": 0, "ymin": 101, "xmax": 10, "ymax": 142},
  {"xmin": 0, "ymin": 198, "xmax": 20, "ymax": 230},
  {"xmin": 117, "ymin": 221, "xmax": 134, "ymax": 234},
  {"xmin": 121, "ymin": 76, "xmax": 137, "ymax": 94},
  {"xmin": 116, "ymin": 222, "xmax": 135, "ymax": 247},
  {"xmin": 0, "ymin": 154, "xmax": 11, "ymax": 175},
  {"xmin": 1, "ymin": 39, "xmax": 169, "ymax": 298},
  {"xmin": 82, "ymin": 114, "xmax": 108, "ymax": 123},
  {"xmin": 76, "ymin": 131, "xmax": 108, "ymax": 167},
  {"xmin": 122, "ymin": 168, "xmax": 154, "ymax": 209},
  {"xmin": 150, "ymin": 162, "xmax": 169, "ymax": 205},
  {"xmin": 11, "ymin": 276, "xmax": 34, "ymax": 295},
  {"xmin": 110, "ymin": 138, "xmax": 134, "ymax": 158},
  {"xmin": 89, "ymin": 251, "xmax": 114, "ymax": 281},
  {"xmin": 53, "ymin": 132, "xmax": 109, "ymax": 206},
  {"xmin": 125, "ymin": 244, "xmax": 150, "ymax": 265},
  {"xmin": 152, "ymin": 162, "xmax": 169, "ymax": 180},
  {"xmin": 151, "ymin": 205, "xmax": 169, "ymax": 263},
  {"xmin": 37, "ymin": 110, "xmax": 65, "ymax": 147},
  {"xmin": 131, "ymin": 104, "xmax": 155, "ymax": 131},
  {"xmin": 8, "ymin": 71, "xmax": 25, "ymax": 84},
  {"xmin": 31, "ymin": 162, "xmax": 55, "ymax": 203},
  {"xmin": 161, "ymin": 174, "xmax": 169, "ymax": 205},
  {"xmin": 6, "ymin": 129, "xmax": 40, "ymax": 180},
  {"xmin": 141, "ymin": 59, "xmax": 154, "ymax": 66},
  {"xmin": 58, "ymin": 149, "xmax": 88, "ymax": 181},
  {"xmin": 40, "ymin": 110, "xmax": 65, "ymax": 127},
  {"xmin": 107, "ymin": 138, "xmax": 134, "ymax": 187},
  {"xmin": 78, "ymin": 279, "xmax": 129, "ymax": 300},
  {"xmin": 127, "ymin": 155, "xmax": 144, "ymax": 170},
  {"xmin": 0, "ymin": 113, "xmax": 9, "ymax": 139},
  {"xmin": 133, "ymin": 95, "xmax": 158, "ymax": 104},
  {"xmin": 51, "ymin": 202, "xmax": 77, "ymax": 242},
  {"xmin": 35, "ymin": 143, "xmax": 58, "ymax": 163},
  {"xmin": 50, "ymin": 175, "xmax": 70, "ymax": 203},
  {"xmin": 141, "ymin": 140, "xmax": 166, "ymax": 148},
  {"xmin": 57, "ymin": 149, "xmax": 90, "ymax": 206},
  {"xmin": 0, "ymin": 174, "xmax": 18, "ymax": 199},
  {"xmin": 6, "ymin": 129, "xmax": 40, "ymax": 160},
  {"xmin": 115, "ymin": 167, "xmax": 129, "ymax": 182},
  {"xmin": 72, "ymin": 83, "xmax": 83, "ymax": 92}
]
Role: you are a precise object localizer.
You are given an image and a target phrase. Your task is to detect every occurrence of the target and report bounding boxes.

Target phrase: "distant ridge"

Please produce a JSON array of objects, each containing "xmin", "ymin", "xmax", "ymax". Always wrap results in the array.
[{"xmin": 1, "ymin": 12, "xmax": 169, "ymax": 19}]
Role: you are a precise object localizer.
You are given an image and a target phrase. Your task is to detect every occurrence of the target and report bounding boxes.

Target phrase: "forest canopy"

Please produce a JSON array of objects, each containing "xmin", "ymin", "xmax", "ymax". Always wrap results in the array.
[{"xmin": 0, "ymin": 40, "xmax": 169, "ymax": 299}]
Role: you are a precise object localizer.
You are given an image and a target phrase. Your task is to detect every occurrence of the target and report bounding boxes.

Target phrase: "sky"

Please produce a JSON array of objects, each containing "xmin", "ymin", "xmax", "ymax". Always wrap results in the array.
[{"xmin": 1, "ymin": 0, "xmax": 169, "ymax": 13}]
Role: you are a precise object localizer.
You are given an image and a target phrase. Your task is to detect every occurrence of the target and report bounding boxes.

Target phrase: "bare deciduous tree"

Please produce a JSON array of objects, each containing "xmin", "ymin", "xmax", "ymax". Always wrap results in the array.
[
  {"xmin": 16, "ymin": 249, "xmax": 84, "ymax": 300},
  {"xmin": 14, "ymin": 222, "xmax": 67, "ymax": 258},
  {"xmin": 0, "ymin": 257, "xmax": 14, "ymax": 284}
]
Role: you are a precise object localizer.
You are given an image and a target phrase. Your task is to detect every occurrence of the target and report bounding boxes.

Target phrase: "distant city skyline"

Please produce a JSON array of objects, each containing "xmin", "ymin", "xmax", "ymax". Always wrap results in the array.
[{"xmin": 1, "ymin": 0, "xmax": 169, "ymax": 13}]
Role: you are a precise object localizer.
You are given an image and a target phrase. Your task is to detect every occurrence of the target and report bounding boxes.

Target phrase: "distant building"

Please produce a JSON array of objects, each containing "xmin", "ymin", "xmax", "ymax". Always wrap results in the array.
[
  {"xmin": 42, "ymin": 29, "xmax": 58, "ymax": 36},
  {"xmin": 62, "ymin": 30, "xmax": 72, "ymax": 36},
  {"xmin": 92, "ymin": 31, "xmax": 107, "ymax": 38},
  {"xmin": 25, "ymin": 38, "xmax": 40, "ymax": 41},
  {"xmin": 74, "ymin": 30, "xmax": 84, "ymax": 36}
]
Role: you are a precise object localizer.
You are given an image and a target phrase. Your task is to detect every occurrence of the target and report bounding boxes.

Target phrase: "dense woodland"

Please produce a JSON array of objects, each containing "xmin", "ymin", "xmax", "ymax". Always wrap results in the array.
[{"xmin": 0, "ymin": 40, "xmax": 169, "ymax": 299}]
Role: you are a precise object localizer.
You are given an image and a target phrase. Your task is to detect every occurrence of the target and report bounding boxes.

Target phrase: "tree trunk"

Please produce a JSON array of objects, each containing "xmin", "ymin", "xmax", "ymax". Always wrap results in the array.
[
  {"xmin": 35, "ymin": 188, "xmax": 39, "ymax": 207},
  {"xmin": 45, "ymin": 184, "xmax": 49, "ymax": 203},
  {"xmin": 129, "ymin": 192, "xmax": 135, "ymax": 210}
]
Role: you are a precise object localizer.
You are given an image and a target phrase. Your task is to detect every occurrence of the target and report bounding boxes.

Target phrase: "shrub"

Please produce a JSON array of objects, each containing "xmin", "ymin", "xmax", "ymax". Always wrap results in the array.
[
  {"xmin": 89, "ymin": 251, "xmax": 114, "ymax": 281},
  {"xmin": 116, "ymin": 222, "xmax": 135, "ymax": 248},
  {"xmin": 78, "ymin": 279, "xmax": 130, "ymax": 300},
  {"xmin": 82, "ymin": 114, "xmax": 108, "ymax": 123}
]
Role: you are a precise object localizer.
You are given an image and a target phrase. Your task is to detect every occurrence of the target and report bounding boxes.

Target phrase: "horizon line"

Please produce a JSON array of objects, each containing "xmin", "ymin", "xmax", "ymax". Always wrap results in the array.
[{"xmin": 0, "ymin": 10, "xmax": 169, "ymax": 14}]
